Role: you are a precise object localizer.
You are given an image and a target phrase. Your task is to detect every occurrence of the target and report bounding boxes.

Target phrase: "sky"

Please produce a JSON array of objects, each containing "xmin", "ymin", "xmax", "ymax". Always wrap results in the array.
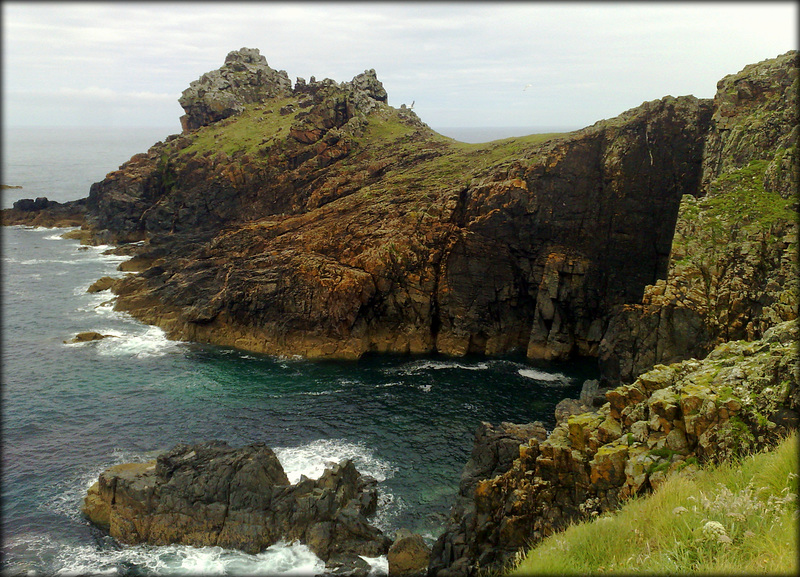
[{"xmin": 2, "ymin": 1, "xmax": 797, "ymax": 133}]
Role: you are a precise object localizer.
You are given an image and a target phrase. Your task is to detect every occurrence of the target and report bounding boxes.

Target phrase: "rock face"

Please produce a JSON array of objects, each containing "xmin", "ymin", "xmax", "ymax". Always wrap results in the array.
[
  {"xmin": 179, "ymin": 48, "xmax": 293, "ymax": 132},
  {"xmin": 428, "ymin": 421, "xmax": 548, "ymax": 575},
  {"xmin": 82, "ymin": 441, "xmax": 390, "ymax": 568},
  {"xmin": 388, "ymin": 530, "xmax": 431, "ymax": 576},
  {"xmin": 429, "ymin": 320, "xmax": 799, "ymax": 575},
  {"xmin": 599, "ymin": 50, "xmax": 798, "ymax": 384}
]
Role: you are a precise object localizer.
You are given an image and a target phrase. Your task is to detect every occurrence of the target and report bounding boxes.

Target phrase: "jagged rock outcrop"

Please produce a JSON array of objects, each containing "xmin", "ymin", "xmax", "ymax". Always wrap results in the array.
[
  {"xmin": 0, "ymin": 197, "xmax": 87, "ymax": 227},
  {"xmin": 82, "ymin": 441, "xmax": 390, "ymax": 570},
  {"xmin": 430, "ymin": 320, "xmax": 799, "ymax": 575},
  {"xmin": 84, "ymin": 54, "xmax": 395, "ymax": 245},
  {"xmin": 179, "ymin": 48, "xmax": 293, "ymax": 132},
  {"xmin": 600, "ymin": 50, "xmax": 798, "ymax": 384}
]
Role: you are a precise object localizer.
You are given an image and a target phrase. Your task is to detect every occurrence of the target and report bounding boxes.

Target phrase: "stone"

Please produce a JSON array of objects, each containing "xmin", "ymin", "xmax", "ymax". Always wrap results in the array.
[
  {"xmin": 66, "ymin": 331, "xmax": 113, "ymax": 343},
  {"xmin": 589, "ymin": 440, "xmax": 628, "ymax": 489},
  {"xmin": 179, "ymin": 48, "xmax": 293, "ymax": 131},
  {"xmin": 87, "ymin": 276, "xmax": 118, "ymax": 293},
  {"xmin": 647, "ymin": 387, "xmax": 681, "ymax": 432},
  {"xmin": 388, "ymin": 530, "xmax": 430, "ymax": 576},
  {"xmin": 579, "ymin": 379, "xmax": 600, "ymax": 405},
  {"xmin": 554, "ymin": 398, "xmax": 592, "ymax": 425}
]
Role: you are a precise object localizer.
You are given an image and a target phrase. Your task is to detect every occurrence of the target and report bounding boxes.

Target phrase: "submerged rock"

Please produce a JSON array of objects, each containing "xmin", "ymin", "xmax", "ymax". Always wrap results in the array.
[{"xmin": 82, "ymin": 441, "xmax": 390, "ymax": 567}]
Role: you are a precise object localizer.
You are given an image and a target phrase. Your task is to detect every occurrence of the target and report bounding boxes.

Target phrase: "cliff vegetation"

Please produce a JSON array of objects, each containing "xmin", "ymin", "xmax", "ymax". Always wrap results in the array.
[{"xmin": 511, "ymin": 431, "xmax": 798, "ymax": 575}]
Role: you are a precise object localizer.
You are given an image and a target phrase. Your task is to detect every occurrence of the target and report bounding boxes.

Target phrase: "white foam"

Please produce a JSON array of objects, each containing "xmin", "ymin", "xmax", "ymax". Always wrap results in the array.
[
  {"xmin": 361, "ymin": 554, "xmax": 389, "ymax": 576},
  {"xmin": 93, "ymin": 325, "xmax": 182, "ymax": 358},
  {"xmin": 274, "ymin": 438, "xmax": 396, "ymax": 485},
  {"xmin": 517, "ymin": 368, "xmax": 569, "ymax": 384},
  {"xmin": 391, "ymin": 359, "xmax": 490, "ymax": 375},
  {"xmin": 5, "ymin": 534, "xmax": 324, "ymax": 576}
]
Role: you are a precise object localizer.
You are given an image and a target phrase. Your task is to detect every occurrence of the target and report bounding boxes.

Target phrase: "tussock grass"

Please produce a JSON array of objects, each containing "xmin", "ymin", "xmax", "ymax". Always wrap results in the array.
[{"xmin": 509, "ymin": 432, "xmax": 798, "ymax": 575}]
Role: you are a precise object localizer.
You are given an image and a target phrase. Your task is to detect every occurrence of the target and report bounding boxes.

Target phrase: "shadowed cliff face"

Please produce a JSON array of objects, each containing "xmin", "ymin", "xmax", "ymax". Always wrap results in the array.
[
  {"xmin": 97, "ymin": 73, "xmax": 712, "ymax": 361},
  {"xmin": 437, "ymin": 96, "xmax": 712, "ymax": 360},
  {"xmin": 599, "ymin": 50, "xmax": 798, "ymax": 384}
]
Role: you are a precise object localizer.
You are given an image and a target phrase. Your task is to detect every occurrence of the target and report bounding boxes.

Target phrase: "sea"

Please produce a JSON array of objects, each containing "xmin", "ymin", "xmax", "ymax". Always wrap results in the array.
[{"xmin": 1, "ymin": 126, "xmax": 594, "ymax": 575}]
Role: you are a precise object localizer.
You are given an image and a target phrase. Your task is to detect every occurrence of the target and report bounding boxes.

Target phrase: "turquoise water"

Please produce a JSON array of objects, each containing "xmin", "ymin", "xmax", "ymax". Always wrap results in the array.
[{"xmin": 1, "ymin": 128, "xmax": 596, "ymax": 575}]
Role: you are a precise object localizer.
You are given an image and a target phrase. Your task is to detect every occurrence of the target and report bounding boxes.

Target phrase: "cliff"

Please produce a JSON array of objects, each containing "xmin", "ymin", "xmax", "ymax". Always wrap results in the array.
[
  {"xmin": 41, "ymin": 47, "xmax": 717, "ymax": 367},
  {"xmin": 600, "ymin": 50, "xmax": 798, "ymax": 384},
  {"xmin": 5, "ymin": 47, "xmax": 797, "ymax": 576}
]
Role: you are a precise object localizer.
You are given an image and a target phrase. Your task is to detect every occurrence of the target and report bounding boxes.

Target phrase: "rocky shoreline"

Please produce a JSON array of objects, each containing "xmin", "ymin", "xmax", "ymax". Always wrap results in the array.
[{"xmin": 4, "ymin": 48, "xmax": 797, "ymax": 574}]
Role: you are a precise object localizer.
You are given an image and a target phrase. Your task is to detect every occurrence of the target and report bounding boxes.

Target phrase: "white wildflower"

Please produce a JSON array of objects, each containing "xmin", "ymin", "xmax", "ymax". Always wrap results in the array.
[
  {"xmin": 672, "ymin": 506, "xmax": 688, "ymax": 516},
  {"xmin": 698, "ymin": 520, "xmax": 729, "ymax": 542}
]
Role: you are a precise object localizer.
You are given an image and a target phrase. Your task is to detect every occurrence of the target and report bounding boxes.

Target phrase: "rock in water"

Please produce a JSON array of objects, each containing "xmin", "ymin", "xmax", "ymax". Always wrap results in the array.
[
  {"xmin": 82, "ymin": 441, "xmax": 390, "ymax": 565},
  {"xmin": 65, "ymin": 331, "xmax": 113, "ymax": 343},
  {"xmin": 388, "ymin": 529, "xmax": 431, "ymax": 576}
]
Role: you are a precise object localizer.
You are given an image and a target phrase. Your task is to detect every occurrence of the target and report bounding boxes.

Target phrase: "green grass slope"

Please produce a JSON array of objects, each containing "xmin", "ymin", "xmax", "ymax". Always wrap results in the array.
[{"xmin": 510, "ymin": 432, "xmax": 798, "ymax": 575}]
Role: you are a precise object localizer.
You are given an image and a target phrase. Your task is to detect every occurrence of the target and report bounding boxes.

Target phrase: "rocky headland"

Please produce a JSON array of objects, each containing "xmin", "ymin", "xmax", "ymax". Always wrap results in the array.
[
  {"xmin": 5, "ymin": 48, "xmax": 797, "ymax": 573},
  {"xmin": 2, "ymin": 47, "xmax": 723, "ymax": 367},
  {"xmin": 429, "ymin": 50, "xmax": 798, "ymax": 575}
]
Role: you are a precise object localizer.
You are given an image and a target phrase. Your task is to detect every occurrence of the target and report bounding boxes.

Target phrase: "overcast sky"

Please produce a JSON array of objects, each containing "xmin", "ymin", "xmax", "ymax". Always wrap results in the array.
[{"xmin": 3, "ymin": 2, "xmax": 797, "ymax": 133}]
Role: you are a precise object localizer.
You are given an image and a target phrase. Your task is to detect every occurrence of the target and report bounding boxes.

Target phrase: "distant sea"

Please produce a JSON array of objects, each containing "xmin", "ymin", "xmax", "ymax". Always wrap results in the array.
[{"xmin": 1, "ymin": 126, "xmax": 595, "ymax": 575}]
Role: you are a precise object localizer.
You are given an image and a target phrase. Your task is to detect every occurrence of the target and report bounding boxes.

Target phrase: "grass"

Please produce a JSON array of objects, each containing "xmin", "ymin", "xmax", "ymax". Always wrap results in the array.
[
  {"xmin": 509, "ymin": 432, "xmax": 798, "ymax": 575},
  {"xmin": 699, "ymin": 157, "xmax": 796, "ymax": 232},
  {"xmin": 178, "ymin": 97, "xmax": 299, "ymax": 159}
]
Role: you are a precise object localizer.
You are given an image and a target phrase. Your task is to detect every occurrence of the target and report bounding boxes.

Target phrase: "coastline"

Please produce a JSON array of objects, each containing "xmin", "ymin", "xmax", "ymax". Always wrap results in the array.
[{"xmin": 2, "ymin": 48, "xmax": 797, "ymax": 575}]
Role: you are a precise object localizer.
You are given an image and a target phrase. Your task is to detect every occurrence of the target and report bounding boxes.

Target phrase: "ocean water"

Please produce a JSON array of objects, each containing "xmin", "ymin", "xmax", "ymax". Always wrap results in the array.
[{"xmin": 1, "ymin": 127, "xmax": 596, "ymax": 575}]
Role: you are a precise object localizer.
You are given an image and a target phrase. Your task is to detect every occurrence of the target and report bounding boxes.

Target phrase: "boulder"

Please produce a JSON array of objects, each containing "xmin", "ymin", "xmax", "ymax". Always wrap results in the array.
[
  {"xmin": 388, "ymin": 530, "xmax": 431, "ymax": 576},
  {"xmin": 87, "ymin": 276, "xmax": 118, "ymax": 293},
  {"xmin": 82, "ymin": 441, "xmax": 390, "ymax": 568},
  {"xmin": 65, "ymin": 331, "xmax": 113, "ymax": 343}
]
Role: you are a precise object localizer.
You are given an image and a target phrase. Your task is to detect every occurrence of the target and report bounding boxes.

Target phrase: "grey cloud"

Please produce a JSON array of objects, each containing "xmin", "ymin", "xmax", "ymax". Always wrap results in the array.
[{"xmin": 2, "ymin": 2, "xmax": 796, "ymax": 128}]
